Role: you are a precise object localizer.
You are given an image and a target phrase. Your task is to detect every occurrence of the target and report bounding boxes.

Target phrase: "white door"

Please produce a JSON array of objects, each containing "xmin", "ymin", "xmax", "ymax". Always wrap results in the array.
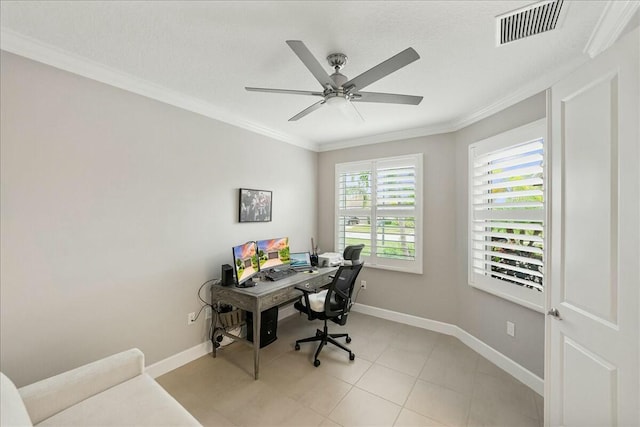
[{"xmin": 546, "ymin": 27, "xmax": 639, "ymax": 426}]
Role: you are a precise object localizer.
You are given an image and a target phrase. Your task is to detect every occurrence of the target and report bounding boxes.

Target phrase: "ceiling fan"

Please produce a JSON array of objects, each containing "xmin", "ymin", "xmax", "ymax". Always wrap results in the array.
[{"xmin": 245, "ymin": 40, "xmax": 423, "ymax": 122}]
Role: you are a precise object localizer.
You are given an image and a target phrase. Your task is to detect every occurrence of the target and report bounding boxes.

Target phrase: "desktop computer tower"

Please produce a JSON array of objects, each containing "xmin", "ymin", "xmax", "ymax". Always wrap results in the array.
[{"xmin": 246, "ymin": 306, "xmax": 278, "ymax": 348}]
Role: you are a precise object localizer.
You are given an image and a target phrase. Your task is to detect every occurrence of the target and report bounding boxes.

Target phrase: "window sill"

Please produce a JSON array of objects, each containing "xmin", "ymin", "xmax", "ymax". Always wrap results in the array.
[
  {"xmin": 362, "ymin": 263, "xmax": 423, "ymax": 275},
  {"xmin": 468, "ymin": 278, "xmax": 544, "ymax": 313}
]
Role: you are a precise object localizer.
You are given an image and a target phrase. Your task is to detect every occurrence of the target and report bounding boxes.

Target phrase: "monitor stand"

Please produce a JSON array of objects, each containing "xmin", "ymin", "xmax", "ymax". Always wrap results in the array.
[{"xmin": 236, "ymin": 278, "xmax": 256, "ymax": 288}]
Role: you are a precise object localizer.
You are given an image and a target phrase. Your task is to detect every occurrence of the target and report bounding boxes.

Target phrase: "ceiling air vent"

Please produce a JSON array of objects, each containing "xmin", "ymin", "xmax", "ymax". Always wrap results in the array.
[{"xmin": 497, "ymin": 0, "xmax": 564, "ymax": 45}]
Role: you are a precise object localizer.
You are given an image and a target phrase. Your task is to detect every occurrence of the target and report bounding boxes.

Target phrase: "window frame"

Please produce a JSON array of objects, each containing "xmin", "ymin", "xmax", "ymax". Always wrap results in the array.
[
  {"xmin": 468, "ymin": 119, "xmax": 547, "ymax": 312},
  {"xmin": 335, "ymin": 154, "xmax": 423, "ymax": 274}
]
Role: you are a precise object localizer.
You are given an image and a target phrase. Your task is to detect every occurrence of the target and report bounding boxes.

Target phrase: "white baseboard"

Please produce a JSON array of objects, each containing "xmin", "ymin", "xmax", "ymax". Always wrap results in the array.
[
  {"xmin": 145, "ymin": 341, "xmax": 212, "ymax": 379},
  {"xmin": 147, "ymin": 304, "xmax": 298, "ymax": 378},
  {"xmin": 352, "ymin": 303, "xmax": 459, "ymax": 336},
  {"xmin": 352, "ymin": 303, "xmax": 544, "ymax": 396},
  {"xmin": 454, "ymin": 327, "xmax": 543, "ymax": 395},
  {"xmin": 148, "ymin": 303, "xmax": 543, "ymax": 396}
]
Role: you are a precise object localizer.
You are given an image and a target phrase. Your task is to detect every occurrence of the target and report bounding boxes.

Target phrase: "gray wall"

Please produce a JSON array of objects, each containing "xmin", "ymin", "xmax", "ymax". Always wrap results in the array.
[
  {"xmin": 454, "ymin": 93, "xmax": 547, "ymax": 378},
  {"xmin": 0, "ymin": 51, "xmax": 318, "ymax": 387},
  {"xmin": 318, "ymin": 134, "xmax": 458, "ymax": 325},
  {"xmin": 318, "ymin": 93, "xmax": 546, "ymax": 377}
]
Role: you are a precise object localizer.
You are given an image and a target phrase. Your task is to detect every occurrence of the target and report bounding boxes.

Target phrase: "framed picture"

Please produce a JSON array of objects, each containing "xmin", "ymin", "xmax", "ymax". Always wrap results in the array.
[{"xmin": 239, "ymin": 188, "xmax": 272, "ymax": 223}]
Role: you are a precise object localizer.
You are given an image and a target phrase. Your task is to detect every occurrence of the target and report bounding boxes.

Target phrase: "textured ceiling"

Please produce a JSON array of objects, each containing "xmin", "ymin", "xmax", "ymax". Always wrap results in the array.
[{"xmin": 0, "ymin": 1, "xmax": 608, "ymax": 151}]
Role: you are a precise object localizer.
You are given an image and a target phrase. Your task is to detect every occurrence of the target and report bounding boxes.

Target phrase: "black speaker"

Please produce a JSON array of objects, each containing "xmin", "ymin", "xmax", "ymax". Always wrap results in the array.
[
  {"xmin": 246, "ymin": 306, "xmax": 278, "ymax": 348},
  {"xmin": 221, "ymin": 264, "xmax": 234, "ymax": 286}
]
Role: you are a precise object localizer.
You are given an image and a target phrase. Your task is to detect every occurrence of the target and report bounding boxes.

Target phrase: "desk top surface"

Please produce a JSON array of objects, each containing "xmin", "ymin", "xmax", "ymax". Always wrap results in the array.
[{"xmin": 212, "ymin": 266, "xmax": 338, "ymax": 297}]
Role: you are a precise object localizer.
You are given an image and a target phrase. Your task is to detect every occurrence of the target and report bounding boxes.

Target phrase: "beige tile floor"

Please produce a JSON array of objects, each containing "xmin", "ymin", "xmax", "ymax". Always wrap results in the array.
[{"xmin": 157, "ymin": 312, "xmax": 543, "ymax": 427}]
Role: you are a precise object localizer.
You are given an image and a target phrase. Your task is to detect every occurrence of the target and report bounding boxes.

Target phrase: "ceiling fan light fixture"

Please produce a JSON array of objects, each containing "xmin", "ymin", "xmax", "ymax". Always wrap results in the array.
[{"xmin": 325, "ymin": 94, "xmax": 348, "ymax": 108}]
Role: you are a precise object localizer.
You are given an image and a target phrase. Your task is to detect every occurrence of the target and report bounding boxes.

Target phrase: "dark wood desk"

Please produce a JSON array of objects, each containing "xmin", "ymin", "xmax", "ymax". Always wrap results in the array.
[{"xmin": 210, "ymin": 267, "xmax": 338, "ymax": 379}]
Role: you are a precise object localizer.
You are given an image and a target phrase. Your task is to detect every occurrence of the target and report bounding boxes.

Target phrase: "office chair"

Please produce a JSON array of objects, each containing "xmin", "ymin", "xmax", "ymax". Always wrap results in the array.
[{"xmin": 294, "ymin": 244, "xmax": 365, "ymax": 367}]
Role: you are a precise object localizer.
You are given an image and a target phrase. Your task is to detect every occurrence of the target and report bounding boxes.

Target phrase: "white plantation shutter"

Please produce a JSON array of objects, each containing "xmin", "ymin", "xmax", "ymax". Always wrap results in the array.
[
  {"xmin": 376, "ymin": 158, "xmax": 417, "ymax": 262},
  {"xmin": 336, "ymin": 162, "xmax": 372, "ymax": 255},
  {"xmin": 336, "ymin": 154, "xmax": 422, "ymax": 273},
  {"xmin": 468, "ymin": 119, "xmax": 546, "ymax": 312}
]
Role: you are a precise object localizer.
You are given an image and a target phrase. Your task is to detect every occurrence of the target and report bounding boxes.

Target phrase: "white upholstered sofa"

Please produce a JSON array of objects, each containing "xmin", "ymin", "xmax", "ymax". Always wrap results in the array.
[{"xmin": 0, "ymin": 348, "xmax": 201, "ymax": 426}]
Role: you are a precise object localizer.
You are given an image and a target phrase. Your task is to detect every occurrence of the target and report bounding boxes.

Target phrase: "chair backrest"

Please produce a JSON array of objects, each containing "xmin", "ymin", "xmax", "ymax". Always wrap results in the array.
[
  {"xmin": 324, "ymin": 262, "xmax": 364, "ymax": 325},
  {"xmin": 343, "ymin": 244, "xmax": 364, "ymax": 265}
]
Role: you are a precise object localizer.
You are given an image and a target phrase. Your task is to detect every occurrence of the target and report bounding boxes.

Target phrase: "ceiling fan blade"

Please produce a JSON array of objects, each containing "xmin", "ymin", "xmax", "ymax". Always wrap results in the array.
[
  {"xmin": 352, "ymin": 91, "xmax": 423, "ymax": 105},
  {"xmin": 286, "ymin": 40, "xmax": 337, "ymax": 90},
  {"xmin": 289, "ymin": 100, "xmax": 325, "ymax": 121},
  {"xmin": 245, "ymin": 87, "xmax": 324, "ymax": 97},
  {"xmin": 343, "ymin": 47, "xmax": 420, "ymax": 92}
]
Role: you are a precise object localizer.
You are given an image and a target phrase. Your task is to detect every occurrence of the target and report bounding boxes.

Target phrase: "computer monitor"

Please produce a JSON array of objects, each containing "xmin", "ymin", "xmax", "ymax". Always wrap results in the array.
[
  {"xmin": 257, "ymin": 237, "xmax": 290, "ymax": 271},
  {"xmin": 232, "ymin": 241, "xmax": 259, "ymax": 287}
]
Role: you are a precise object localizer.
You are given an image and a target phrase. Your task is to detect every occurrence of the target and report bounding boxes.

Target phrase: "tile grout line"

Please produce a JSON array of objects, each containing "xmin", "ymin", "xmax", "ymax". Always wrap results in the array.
[{"xmin": 463, "ymin": 354, "xmax": 482, "ymax": 427}]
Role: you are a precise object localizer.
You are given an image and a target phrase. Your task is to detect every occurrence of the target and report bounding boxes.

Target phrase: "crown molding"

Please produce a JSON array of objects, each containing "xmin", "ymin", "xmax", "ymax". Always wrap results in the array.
[
  {"xmin": 0, "ymin": 18, "xmax": 601, "ymax": 154},
  {"xmin": 317, "ymin": 122, "xmax": 453, "ymax": 152},
  {"xmin": 321, "ymin": 57, "xmax": 584, "ymax": 152},
  {"xmin": 0, "ymin": 28, "xmax": 318, "ymax": 152},
  {"xmin": 448, "ymin": 57, "xmax": 585, "ymax": 129},
  {"xmin": 584, "ymin": 0, "xmax": 640, "ymax": 58}
]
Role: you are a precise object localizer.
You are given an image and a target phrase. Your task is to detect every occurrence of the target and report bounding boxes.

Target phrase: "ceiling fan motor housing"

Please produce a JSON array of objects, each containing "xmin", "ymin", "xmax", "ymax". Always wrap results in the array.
[
  {"xmin": 327, "ymin": 53, "xmax": 350, "ymax": 96},
  {"xmin": 327, "ymin": 53, "xmax": 347, "ymax": 70},
  {"xmin": 329, "ymin": 72, "xmax": 349, "ymax": 92}
]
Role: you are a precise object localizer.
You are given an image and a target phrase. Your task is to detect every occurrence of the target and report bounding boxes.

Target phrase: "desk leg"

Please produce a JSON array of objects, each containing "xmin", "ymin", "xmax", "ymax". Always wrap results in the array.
[
  {"xmin": 253, "ymin": 303, "xmax": 261, "ymax": 380},
  {"xmin": 212, "ymin": 333, "xmax": 217, "ymax": 358}
]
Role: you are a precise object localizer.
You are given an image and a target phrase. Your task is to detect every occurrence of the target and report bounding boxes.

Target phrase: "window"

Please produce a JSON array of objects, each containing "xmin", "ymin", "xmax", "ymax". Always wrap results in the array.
[
  {"xmin": 335, "ymin": 154, "xmax": 422, "ymax": 274},
  {"xmin": 468, "ymin": 119, "xmax": 546, "ymax": 312}
]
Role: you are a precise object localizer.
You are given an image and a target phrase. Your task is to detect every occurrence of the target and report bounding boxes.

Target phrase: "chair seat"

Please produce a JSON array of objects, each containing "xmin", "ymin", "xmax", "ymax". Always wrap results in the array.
[
  {"xmin": 298, "ymin": 289, "xmax": 328, "ymax": 312},
  {"xmin": 294, "ymin": 299, "xmax": 344, "ymax": 323},
  {"xmin": 294, "ymin": 300, "xmax": 328, "ymax": 321}
]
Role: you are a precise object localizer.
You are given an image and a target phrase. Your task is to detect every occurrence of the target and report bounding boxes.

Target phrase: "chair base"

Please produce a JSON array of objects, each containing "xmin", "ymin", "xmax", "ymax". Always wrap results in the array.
[{"xmin": 294, "ymin": 321, "xmax": 355, "ymax": 367}]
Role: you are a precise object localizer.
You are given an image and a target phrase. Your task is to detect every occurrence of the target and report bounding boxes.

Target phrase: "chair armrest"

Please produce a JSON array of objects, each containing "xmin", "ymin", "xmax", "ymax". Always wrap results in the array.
[
  {"xmin": 294, "ymin": 283, "xmax": 320, "ymax": 293},
  {"xmin": 294, "ymin": 285, "xmax": 316, "ymax": 316},
  {"xmin": 19, "ymin": 348, "xmax": 144, "ymax": 425}
]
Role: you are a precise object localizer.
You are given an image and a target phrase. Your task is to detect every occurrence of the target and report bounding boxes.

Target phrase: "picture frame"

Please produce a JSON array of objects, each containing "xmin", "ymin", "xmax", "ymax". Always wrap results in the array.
[{"xmin": 239, "ymin": 188, "xmax": 272, "ymax": 223}]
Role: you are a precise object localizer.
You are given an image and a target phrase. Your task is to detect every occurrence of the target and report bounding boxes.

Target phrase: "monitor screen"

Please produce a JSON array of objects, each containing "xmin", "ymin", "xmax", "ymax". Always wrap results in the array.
[
  {"xmin": 232, "ymin": 241, "xmax": 259, "ymax": 286},
  {"xmin": 257, "ymin": 237, "xmax": 290, "ymax": 270}
]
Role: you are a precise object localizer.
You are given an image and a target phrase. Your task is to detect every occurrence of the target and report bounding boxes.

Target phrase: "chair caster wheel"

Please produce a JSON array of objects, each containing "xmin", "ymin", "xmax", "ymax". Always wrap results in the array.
[
  {"xmin": 295, "ymin": 344, "xmax": 300, "ymax": 351},
  {"xmin": 316, "ymin": 330, "xmax": 322, "ymax": 337},
  {"xmin": 349, "ymin": 353, "xmax": 355, "ymax": 361},
  {"xmin": 216, "ymin": 335, "xmax": 223, "ymax": 343},
  {"xmin": 314, "ymin": 359, "xmax": 321, "ymax": 367},
  {"xmin": 214, "ymin": 341, "xmax": 220, "ymax": 349},
  {"xmin": 346, "ymin": 336, "xmax": 352, "ymax": 343}
]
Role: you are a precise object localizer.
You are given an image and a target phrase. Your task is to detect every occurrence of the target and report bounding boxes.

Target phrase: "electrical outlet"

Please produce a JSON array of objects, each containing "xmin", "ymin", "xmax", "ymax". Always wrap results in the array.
[
  {"xmin": 361, "ymin": 280, "xmax": 367, "ymax": 290},
  {"xmin": 205, "ymin": 306, "xmax": 212, "ymax": 319},
  {"xmin": 507, "ymin": 321, "xmax": 515, "ymax": 337},
  {"xmin": 187, "ymin": 312, "xmax": 196, "ymax": 325}
]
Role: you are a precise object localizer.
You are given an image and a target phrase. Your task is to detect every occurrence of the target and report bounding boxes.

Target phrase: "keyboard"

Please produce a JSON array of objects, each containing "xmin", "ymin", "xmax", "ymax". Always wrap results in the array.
[{"xmin": 265, "ymin": 268, "xmax": 297, "ymax": 281}]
